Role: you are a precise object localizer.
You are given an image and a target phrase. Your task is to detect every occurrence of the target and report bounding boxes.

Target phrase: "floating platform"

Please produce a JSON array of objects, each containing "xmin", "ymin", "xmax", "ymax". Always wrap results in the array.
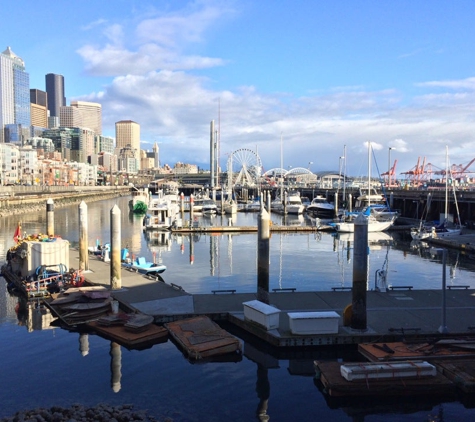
[
  {"xmin": 87, "ymin": 319, "xmax": 168, "ymax": 350},
  {"xmin": 435, "ymin": 359, "xmax": 475, "ymax": 393},
  {"xmin": 314, "ymin": 360, "xmax": 455, "ymax": 397},
  {"xmin": 165, "ymin": 315, "xmax": 242, "ymax": 360},
  {"xmin": 358, "ymin": 340, "xmax": 475, "ymax": 362}
]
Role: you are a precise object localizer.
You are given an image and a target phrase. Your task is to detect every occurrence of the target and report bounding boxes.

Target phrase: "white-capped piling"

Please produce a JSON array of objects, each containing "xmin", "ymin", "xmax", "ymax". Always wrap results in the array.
[
  {"xmin": 266, "ymin": 191, "xmax": 271, "ymax": 213},
  {"xmin": 334, "ymin": 194, "xmax": 339, "ymax": 218},
  {"xmin": 110, "ymin": 205, "xmax": 121, "ymax": 290},
  {"xmin": 79, "ymin": 333, "xmax": 89, "ymax": 357},
  {"xmin": 190, "ymin": 194, "xmax": 194, "ymax": 224},
  {"xmin": 78, "ymin": 201, "xmax": 89, "ymax": 271},
  {"xmin": 351, "ymin": 213, "xmax": 369, "ymax": 330},
  {"xmin": 283, "ymin": 190, "xmax": 288, "ymax": 215},
  {"xmin": 46, "ymin": 198, "xmax": 54, "ymax": 236},
  {"xmin": 257, "ymin": 199, "xmax": 270, "ymax": 304}
]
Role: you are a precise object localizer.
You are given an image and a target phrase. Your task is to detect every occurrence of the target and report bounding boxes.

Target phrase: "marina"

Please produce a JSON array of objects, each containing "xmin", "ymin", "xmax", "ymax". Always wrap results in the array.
[{"xmin": 2, "ymin": 195, "xmax": 475, "ymax": 421}]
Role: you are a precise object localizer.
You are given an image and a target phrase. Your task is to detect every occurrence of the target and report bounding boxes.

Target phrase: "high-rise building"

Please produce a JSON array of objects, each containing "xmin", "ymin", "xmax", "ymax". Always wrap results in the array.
[
  {"xmin": 59, "ymin": 106, "xmax": 82, "ymax": 128},
  {"xmin": 70, "ymin": 100, "xmax": 102, "ymax": 135},
  {"xmin": 116, "ymin": 120, "xmax": 140, "ymax": 169},
  {"xmin": 115, "ymin": 120, "xmax": 140, "ymax": 150},
  {"xmin": 45, "ymin": 73, "xmax": 65, "ymax": 118},
  {"xmin": 0, "ymin": 46, "xmax": 31, "ymax": 143},
  {"xmin": 30, "ymin": 89, "xmax": 48, "ymax": 128}
]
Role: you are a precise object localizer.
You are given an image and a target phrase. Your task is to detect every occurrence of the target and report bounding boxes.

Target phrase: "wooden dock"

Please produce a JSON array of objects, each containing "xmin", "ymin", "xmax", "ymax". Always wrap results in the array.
[{"xmin": 165, "ymin": 315, "xmax": 242, "ymax": 360}]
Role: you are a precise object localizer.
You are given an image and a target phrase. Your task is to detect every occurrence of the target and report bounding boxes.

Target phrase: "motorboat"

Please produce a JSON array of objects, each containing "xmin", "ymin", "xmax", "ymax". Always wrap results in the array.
[
  {"xmin": 128, "ymin": 187, "xmax": 150, "ymax": 214},
  {"xmin": 122, "ymin": 255, "xmax": 167, "ymax": 275},
  {"xmin": 271, "ymin": 190, "xmax": 305, "ymax": 215},
  {"xmin": 143, "ymin": 189, "xmax": 180, "ymax": 230},
  {"xmin": 223, "ymin": 199, "xmax": 238, "ymax": 215},
  {"xmin": 201, "ymin": 199, "xmax": 218, "ymax": 215},
  {"xmin": 306, "ymin": 195, "xmax": 335, "ymax": 218}
]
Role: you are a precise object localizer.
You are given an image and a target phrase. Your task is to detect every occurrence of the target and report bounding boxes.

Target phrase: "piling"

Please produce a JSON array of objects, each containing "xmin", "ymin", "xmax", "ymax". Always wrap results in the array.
[
  {"xmin": 110, "ymin": 204, "xmax": 122, "ymax": 290},
  {"xmin": 110, "ymin": 341, "xmax": 122, "ymax": 393},
  {"xmin": 283, "ymin": 191, "xmax": 288, "ymax": 215},
  {"xmin": 46, "ymin": 198, "xmax": 54, "ymax": 236},
  {"xmin": 334, "ymin": 194, "xmax": 339, "ymax": 218},
  {"xmin": 78, "ymin": 201, "xmax": 89, "ymax": 271},
  {"xmin": 257, "ymin": 200, "xmax": 270, "ymax": 304},
  {"xmin": 351, "ymin": 213, "xmax": 369, "ymax": 330},
  {"xmin": 267, "ymin": 191, "xmax": 271, "ymax": 213},
  {"xmin": 190, "ymin": 194, "xmax": 194, "ymax": 223}
]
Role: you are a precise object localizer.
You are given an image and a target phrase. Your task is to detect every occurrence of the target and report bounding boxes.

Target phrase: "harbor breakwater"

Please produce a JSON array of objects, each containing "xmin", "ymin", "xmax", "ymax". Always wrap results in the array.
[{"xmin": 0, "ymin": 187, "xmax": 130, "ymax": 218}]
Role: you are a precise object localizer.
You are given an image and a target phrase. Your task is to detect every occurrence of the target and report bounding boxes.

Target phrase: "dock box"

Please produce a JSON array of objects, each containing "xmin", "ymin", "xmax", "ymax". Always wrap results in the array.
[
  {"xmin": 20, "ymin": 239, "xmax": 70, "ymax": 277},
  {"xmin": 340, "ymin": 361, "xmax": 436, "ymax": 381},
  {"xmin": 288, "ymin": 311, "xmax": 339, "ymax": 335},
  {"xmin": 243, "ymin": 300, "xmax": 280, "ymax": 330}
]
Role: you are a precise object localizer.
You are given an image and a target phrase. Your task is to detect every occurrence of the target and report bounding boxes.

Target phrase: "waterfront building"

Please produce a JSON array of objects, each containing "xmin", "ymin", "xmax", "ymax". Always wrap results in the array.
[
  {"xmin": 25, "ymin": 136, "xmax": 55, "ymax": 153},
  {"xmin": 0, "ymin": 143, "xmax": 19, "ymax": 184},
  {"xmin": 115, "ymin": 120, "xmax": 140, "ymax": 169},
  {"xmin": 45, "ymin": 73, "xmax": 65, "ymax": 118},
  {"xmin": 91, "ymin": 151, "xmax": 117, "ymax": 173},
  {"xmin": 174, "ymin": 162, "xmax": 199, "ymax": 174},
  {"xmin": 69, "ymin": 127, "xmax": 95, "ymax": 164},
  {"xmin": 0, "ymin": 47, "xmax": 31, "ymax": 143},
  {"xmin": 18, "ymin": 145, "xmax": 38, "ymax": 185}
]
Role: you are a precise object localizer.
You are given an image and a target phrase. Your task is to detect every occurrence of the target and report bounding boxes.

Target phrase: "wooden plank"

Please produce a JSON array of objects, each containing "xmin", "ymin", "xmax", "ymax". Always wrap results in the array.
[
  {"xmin": 165, "ymin": 316, "xmax": 241, "ymax": 360},
  {"xmin": 315, "ymin": 361, "xmax": 454, "ymax": 397}
]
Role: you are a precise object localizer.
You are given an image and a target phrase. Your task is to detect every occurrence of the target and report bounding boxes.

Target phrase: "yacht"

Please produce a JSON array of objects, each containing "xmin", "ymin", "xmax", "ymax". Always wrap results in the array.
[{"xmin": 306, "ymin": 195, "xmax": 334, "ymax": 218}]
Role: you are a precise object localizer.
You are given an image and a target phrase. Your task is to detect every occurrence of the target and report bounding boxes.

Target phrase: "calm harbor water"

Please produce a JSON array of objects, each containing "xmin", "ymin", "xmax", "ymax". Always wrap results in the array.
[{"xmin": 1, "ymin": 196, "xmax": 475, "ymax": 421}]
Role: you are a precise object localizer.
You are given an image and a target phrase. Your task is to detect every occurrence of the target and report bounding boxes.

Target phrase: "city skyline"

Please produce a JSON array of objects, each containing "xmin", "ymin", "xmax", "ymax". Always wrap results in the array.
[{"xmin": 2, "ymin": 1, "xmax": 475, "ymax": 178}]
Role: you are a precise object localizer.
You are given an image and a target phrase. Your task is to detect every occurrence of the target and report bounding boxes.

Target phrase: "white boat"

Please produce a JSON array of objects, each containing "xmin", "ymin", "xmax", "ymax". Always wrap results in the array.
[
  {"xmin": 306, "ymin": 195, "xmax": 334, "ymax": 218},
  {"xmin": 223, "ymin": 199, "xmax": 238, "ymax": 214},
  {"xmin": 334, "ymin": 213, "xmax": 396, "ymax": 233},
  {"xmin": 334, "ymin": 142, "xmax": 395, "ymax": 233},
  {"xmin": 143, "ymin": 189, "xmax": 180, "ymax": 230},
  {"xmin": 201, "ymin": 199, "xmax": 218, "ymax": 215},
  {"xmin": 128, "ymin": 187, "xmax": 150, "ymax": 214},
  {"xmin": 272, "ymin": 190, "xmax": 305, "ymax": 215}
]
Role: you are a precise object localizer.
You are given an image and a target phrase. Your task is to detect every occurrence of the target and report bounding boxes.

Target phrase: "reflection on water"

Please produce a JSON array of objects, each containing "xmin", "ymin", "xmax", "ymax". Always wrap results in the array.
[{"xmin": 1, "ymin": 196, "xmax": 475, "ymax": 420}]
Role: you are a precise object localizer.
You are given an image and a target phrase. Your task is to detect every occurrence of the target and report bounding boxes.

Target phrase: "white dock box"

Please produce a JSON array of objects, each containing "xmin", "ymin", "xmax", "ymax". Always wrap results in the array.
[
  {"xmin": 243, "ymin": 300, "xmax": 280, "ymax": 330},
  {"xmin": 288, "ymin": 311, "xmax": 339, "ymax": 335},
  {"xmin": 20, "ymin": 239, "xmax": 70, "ymax": 277},
  {"xmin": 340, "ymin": 361, "xmax": 436, "ymax": 381}
]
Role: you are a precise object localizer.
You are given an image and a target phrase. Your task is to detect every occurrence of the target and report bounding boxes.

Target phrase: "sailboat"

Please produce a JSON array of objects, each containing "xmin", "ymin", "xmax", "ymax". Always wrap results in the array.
[
  {"xmin": 411, "ymin": 146, "xmax": 462, "ymax": 240},
  {"xmin": 334, "ymin": 142, "xmax": 396, "ymax": 233}
]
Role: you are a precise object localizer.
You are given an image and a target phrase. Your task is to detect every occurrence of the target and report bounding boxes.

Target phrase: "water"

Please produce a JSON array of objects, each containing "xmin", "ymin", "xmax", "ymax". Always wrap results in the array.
[{"xmin": 1, "ymin": 196, "xmax": 475, "ymax": 421}]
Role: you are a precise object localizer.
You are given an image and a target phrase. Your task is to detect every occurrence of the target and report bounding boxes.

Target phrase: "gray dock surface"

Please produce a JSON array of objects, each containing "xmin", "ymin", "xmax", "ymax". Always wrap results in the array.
[{"xmin": 73, "ymin": 231, "xmax": 475, "ymax": 347}]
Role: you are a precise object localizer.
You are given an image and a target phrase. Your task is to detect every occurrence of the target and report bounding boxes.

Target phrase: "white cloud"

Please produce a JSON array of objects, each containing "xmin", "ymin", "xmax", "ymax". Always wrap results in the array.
[{"xmin": 73, "ymin": 3, "xmax": 475, "ymax": 177}]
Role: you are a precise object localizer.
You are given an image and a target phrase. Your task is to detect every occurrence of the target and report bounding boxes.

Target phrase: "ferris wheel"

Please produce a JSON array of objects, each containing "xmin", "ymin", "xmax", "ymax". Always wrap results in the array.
[{"xmin": 226, "ymin": 148, "xmax": 263, "ymax": 188}]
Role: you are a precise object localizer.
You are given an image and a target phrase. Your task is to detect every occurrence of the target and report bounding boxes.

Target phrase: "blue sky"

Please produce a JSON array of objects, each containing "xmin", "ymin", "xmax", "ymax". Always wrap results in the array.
[{"xmin": 3, "ymin": 0, "xmax": 475, "ymax": 178}]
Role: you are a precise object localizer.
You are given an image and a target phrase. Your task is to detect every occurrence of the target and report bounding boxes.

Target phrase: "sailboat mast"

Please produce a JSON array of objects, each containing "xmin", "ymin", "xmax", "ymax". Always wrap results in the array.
[
  {"xmin": 280, "ymin": 132, "xmax": 284, "ymax": 199},
  {"xmin": 368, "ymin": 141, "xmax": 371, "ymax": 208},
  {"xmin": 445, "ymin": 145, "xmax": 448, "ymax": 219}
]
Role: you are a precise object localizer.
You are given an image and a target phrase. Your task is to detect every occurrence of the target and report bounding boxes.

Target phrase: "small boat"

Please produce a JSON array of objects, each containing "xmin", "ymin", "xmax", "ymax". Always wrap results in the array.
[
  {"xmin": 271, "ymin": 190, "xmax": 305, "ymax": 215},
  {"xmin": 411, "ymin": 220, "xmax": 462, "ymax": 240},
  {"xmin": 143, "ymin": 188, "xmax": 180, "ymax": 230},
  {"xmin": 306, "ymin": 195, "xmax": 335, "ymax": 218},
  {"xmin": 201, "ymin": 199, "xmax": 218, "ymax": 215},
  {"xmin": 128, "ymin": 187, "xmax": 150, "ymax": 214},
  {"xmin": 122, "ymin": 256, "xmax": 167, "ymax": 275}
]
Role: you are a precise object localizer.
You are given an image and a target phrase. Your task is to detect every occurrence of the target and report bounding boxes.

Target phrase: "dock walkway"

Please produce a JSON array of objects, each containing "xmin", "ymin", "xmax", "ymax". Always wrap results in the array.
[{"xmin": 74, "ymin": 232, "xmax": 475, "ymax": 347}]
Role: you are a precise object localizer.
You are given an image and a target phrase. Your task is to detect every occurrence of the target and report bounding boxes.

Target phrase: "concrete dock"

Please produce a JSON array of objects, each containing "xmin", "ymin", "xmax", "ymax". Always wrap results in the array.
[{"xmin": 73, "ymin": 230, "xmax": 475, "ymax": 347}]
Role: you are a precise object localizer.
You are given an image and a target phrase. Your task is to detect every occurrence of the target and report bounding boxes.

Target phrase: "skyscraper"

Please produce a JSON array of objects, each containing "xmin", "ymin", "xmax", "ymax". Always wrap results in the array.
[
  {"xmin": 0, "ymin": 46, "xmax": 31, "ymax": 143},
  {"xmin": 45, "ymin": 73, "xmax": 65, "ymax": 118},
  {"xmin": 70, "ymin": 100, "xmax": 102, "ymax": 135},
  {"xmin": 30, "ymin": 89, "xmax": 48, "ymax": 128},
  {"xmin": 115, "ymin": 120, "xmax": 140, "ymax": 151}
]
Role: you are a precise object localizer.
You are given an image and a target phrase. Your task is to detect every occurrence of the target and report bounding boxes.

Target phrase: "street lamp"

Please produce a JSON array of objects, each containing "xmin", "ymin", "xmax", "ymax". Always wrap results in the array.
[{"xmin": 388, "ymin": 147, "xmax": 396, "ymax": 187}]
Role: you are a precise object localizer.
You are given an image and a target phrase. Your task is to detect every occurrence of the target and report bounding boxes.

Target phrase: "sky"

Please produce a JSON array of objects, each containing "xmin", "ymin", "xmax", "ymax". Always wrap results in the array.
[{"xmin": 3, "ymin": 0, "xmax": 475, "ymax": 179}]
